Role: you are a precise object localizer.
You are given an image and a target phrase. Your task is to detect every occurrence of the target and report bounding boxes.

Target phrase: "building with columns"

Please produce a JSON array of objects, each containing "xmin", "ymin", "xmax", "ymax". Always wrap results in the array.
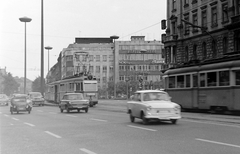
[{"xmin": 162, "ymin": 0, "xmax": 240, "ymax": 68}]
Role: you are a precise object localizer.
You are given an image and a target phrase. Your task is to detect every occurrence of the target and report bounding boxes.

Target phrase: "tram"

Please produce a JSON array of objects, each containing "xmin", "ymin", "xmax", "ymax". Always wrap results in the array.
[
  {"xmin": 45, "ymin": 74, "xmax": 98, "ymax": 107},
  {"xmin": 163, "ymin": 56, "xmax": 240, "ymax": 112}
]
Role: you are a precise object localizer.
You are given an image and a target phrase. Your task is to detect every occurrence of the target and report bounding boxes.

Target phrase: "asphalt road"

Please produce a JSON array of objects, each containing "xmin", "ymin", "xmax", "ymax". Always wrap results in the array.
[{"xmin": 1, "ymin": 103, "xmax": 240, "ymax": 154}]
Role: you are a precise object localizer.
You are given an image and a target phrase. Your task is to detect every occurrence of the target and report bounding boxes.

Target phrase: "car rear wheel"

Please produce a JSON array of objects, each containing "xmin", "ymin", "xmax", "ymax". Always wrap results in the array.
[
  {"xmin": 85, "ymin": 108, "xmax": 88, "ymax": 113},
  {"xmin": 130, "ymin": 113, "xmax": 135, "ymax": 123},
  {"xmin": 60, "ymin": 109, "xmax": 63, "ymax": 113},
  {"xmin": 77, "ymin": 109, "xmax": 80, "ymax": 112},
  {"xmin": 171, "ymin": 119, "xmax": 177, "ymax": 124},
  {"xmin": 10, "ymin": 107, "xmax": 13, "ymax": 114},
  {"xmin": 67, "ymin": 108, "xmax": 70, "ymax": 113},
  {"xmin": 28, "ymin": 110, "xmax": 31, "ymax": 114}
]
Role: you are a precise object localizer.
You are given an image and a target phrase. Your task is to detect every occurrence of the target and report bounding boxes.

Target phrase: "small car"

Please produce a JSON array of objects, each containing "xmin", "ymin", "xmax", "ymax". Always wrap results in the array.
[
  {"xmin": 10, "ymin": 95, "xmax": 32, "ymax": 114},
  {"xmin": 59, "ymin": 93, "xmax": 89, "ymax": 113},
  {"xmin": 28, "ymin": 92, "xmax": 45, "ymax": 106},
  {"xmin": 127, "ymin": 90, "xmax": 181, "ymax": 125},
  {"xmin": 0, "ymin": 94, "xmax": 10, "ymax": 106}
]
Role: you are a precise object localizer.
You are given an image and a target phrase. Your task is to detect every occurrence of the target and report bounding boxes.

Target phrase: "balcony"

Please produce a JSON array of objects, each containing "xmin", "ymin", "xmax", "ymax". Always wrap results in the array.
[
  {"xmin": 162, "ymin": 34, "xmax": 178, "ymax": 43},
  {"xmin": 225, "ymin": 14, "xmax": 240, "ymax": 29},
  {"xmin": 231, "ymin": 14, "xmax": 240, "ymax": 24}
]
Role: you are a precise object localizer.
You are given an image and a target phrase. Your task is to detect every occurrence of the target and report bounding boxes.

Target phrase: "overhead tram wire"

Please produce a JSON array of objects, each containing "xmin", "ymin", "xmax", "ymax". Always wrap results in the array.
[{"xmin": 122, "ymin": 22, "xmax": 160, "ymax": 39}]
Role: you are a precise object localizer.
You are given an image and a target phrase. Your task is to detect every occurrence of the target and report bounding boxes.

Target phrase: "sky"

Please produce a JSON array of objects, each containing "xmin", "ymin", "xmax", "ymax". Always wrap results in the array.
[{"xmin": 1, "ymin": 0, "xmax": 166, "ymax": 81}]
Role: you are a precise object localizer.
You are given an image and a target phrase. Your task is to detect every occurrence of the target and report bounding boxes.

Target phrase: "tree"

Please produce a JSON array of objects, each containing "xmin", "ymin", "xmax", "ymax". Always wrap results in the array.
[
  {"xmin": 2, "ymin": 73, "xmax": 20, "ymax": 95},
  {"xmin": 32, "ymin": 76, "xmax": 46, "ymax": 92}
]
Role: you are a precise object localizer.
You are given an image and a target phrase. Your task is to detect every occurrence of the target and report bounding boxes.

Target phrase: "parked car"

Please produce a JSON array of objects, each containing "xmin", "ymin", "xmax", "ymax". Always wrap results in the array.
[
  {"xmin": 10, "ymin": 95, "xmax": 32, "ymax": 114},
  {"xmin": 127, "ymin": 90, "xmax": 181, "ymax": 125},
  {"xmin": 59, "ymin": 93, "xmax": 89, "ymax": 113},
  {"xmin": 0, "ymin": 94, "xmax": 10, "ymax": 106},
  {"xmin": 28, "ymin": 92, "xmax": 45, "ymax": 106}
]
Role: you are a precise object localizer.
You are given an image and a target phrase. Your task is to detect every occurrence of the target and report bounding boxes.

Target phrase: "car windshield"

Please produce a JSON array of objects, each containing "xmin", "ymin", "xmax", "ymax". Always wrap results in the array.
[
  {"xmin": 63, "ymin": 94, "xmax": 83, "ymax": 100},
  {"xmin": 30, "ymin": 93, "xmax": 42, "ymax": 97},
  {"xmin": 12, "ymin": 97, "xmax": 27, "ymax": 102},
  {"xmin": 143, "ymin": 92, "xmax": 170, "ymax": 101}
]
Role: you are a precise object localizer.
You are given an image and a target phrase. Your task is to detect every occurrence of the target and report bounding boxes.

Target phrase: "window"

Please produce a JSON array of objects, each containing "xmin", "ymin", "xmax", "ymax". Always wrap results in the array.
[
  {"xmin": 223, "ymin": 37, "xmax": 228, "ymax": 54},
  {"xmin": 211, "ymin": 7, "xmax": 218, "ymax": 27},
  {"xmin": 207, "ymin": 72, "xmax": 217, "ymax": 87},
  {"xmin": 103, "ymin": 55, "xmax": 107, "ymax": 62},
  {"xmin": 172, "ymin": 22, "xmax": 176, "ymax": 34},
  {"xmin": 202, "ymin": 42, "xmax": 207, "ymax": 59},
  {"xmin": 193, "ymin": 73, "xmax": 198, "ymax": 87},
  {"xmin": 186, "ymin": 75, "xmax": 191, "ymax": 87},
  {"xmin": 184, "ymin": 0, "xmax": 189, "ymax": 6},
  {"xmin": 234, "ymin": 31, "xmax": 240, "ymax": 53},
  {"xmin": 172, "ymin": 0, "xmax": 176, "ymax": 10},
  {"xmin": 185, "ymin": 46, "xmax": 189, "ymax": 62},
  {"xmin": 89, "ymin": 55, "xmax": 94, "ymax": 61},
  {"xmin": 96, "ymin": 55, "xmax": 100, "ymax": 62},
  {"xmin": 109, "ymin": 55, "xmax": 113, "ymax": 61},
  {"xmin": 177, "ymin": 75, "xmax": 184, "ymax": 88},
  {"xmin": 212, "ymin": 40, "xmax": 217, "ymax": 58},
  {"xmin": 89, "ymin": 66, "xmax": 93, "ymax": 73},
  {"xmin": 193, "ymin": 44, "xmax": 197, "ymax": 60},
  {"xmin": 103, "ymin": 77, "xmax": 107, "ymax": 82},
  {"xmin": 192, "ymin": 14, "xmax": 198, "ymax": 32},
  {"xmin": 219, "ymin": 71, "xmax": 229, "ymax": 86},
  {"xmin": 200, "ymin": 73, "xmax": 206, "ymax": 87},
  {"xmin": 222, "ymin": 3, "xmax": 229, "ymax": 23},
  {"xmin": 96, "ymin": 66, "xmax": 100, "ymax": 73},
  {"xmin": 109, "ymin": 66, "xmax": 113, "ymax": 73},
  {"xmin": 184, "ymin": 15, "xmax": 190, "ymax": 35},
  {"xmin": 202, "ymin": 10, "xmax": 207, "ymax": 28},
  {"xmin": 103, "ymin": 66, "xmax": 107, "ymax": 73},
  {"xmin": 169, "ymin": 76, "xmax": 176, "ymax": 88},
  {"xmin": 236, "ymin": 70, "xmax": 240, "ymax": 85},
  {"xmin": 192, "ymin": 0, "xmax": 197, "ymax": 4},
  {"xmin": 66, "ymin": 55, "xmax": 73, "ymax": 61}
]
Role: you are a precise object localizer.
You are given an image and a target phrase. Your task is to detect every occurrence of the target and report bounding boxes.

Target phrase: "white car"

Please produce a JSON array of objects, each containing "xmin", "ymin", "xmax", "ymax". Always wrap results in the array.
[{"xmin": 127, "ymin": 90, "xmax": 181, "ymax": 124}]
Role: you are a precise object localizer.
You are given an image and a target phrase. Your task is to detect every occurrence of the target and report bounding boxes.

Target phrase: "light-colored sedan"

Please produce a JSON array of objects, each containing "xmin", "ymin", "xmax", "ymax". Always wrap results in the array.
[
  {"xmin": 127, "ymin": 90, "xmax": 181, "ymax": 124},
  {"xmin": 59, "ymin": 93, "xmax": 89, "ymax": 113}
]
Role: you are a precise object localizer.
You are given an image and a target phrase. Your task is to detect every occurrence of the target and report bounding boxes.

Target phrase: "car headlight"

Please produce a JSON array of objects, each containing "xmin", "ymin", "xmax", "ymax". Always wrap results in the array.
[
  {"xmin": 174, "ymin": 105, "xmax": 181, "ymax": 111},
  {"xmin": 146, "ymin": 106, "xmax": 152, "ymax": 111}
]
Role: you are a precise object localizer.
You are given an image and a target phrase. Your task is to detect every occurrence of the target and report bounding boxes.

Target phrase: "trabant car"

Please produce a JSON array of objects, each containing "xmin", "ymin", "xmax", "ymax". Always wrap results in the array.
[
  {"xmin": 10, "ymin": 95, "xmax": 32, "ymax": 114},
  {"xmin": 28, "ymin": 92, "xmax": 45, "ymax": 106},
  {"xmin": 127, "ymin": 90, "xmax": 181, "ymax": 124},
  {"xmin": 59, "ymin": 93, "xmax": 89, "ymax": 113},
  {"xmin": 0, "ymin": 94, "xmax": 10, "ymax": 106}
]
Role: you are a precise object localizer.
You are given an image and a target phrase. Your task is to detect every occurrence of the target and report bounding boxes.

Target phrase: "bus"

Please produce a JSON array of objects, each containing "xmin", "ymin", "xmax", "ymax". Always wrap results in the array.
[
  {"xmin": 163, "ymin": 56, "xmax": 240, "ymax": 113},
  {"xmin": 45, "ymin": 75, "xmax": 98, "ymax": 107}
]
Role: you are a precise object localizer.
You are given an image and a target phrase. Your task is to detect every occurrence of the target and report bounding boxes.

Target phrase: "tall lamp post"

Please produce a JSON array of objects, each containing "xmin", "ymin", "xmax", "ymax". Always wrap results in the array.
[
  {"xmin": 45, "ymin": 46, "xmax": 53, "ymax": 72},
  {"xmin": 19, "ymin": 16, "xmax": 32, "ymax": 94},
  {"xmin": 140, "ymin": 49, "xmax": 147, "ymax": 90},
  {"xmin": 110, "ymin": 35, "xmax": 119, "ymax": 98}
]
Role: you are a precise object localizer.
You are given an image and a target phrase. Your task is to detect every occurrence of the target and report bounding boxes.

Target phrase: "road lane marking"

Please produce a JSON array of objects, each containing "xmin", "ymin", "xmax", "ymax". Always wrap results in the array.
[
  {"xmin": 66, "ymin": 115, "xmax": 77, "ymax": 118},
  {"xmin": 127, "ymin": 125, "xmax": 157, "ymax": 132},
  {"xmin": 182, "ymin": 119, "xmax": 240, "ymax": 128},
  {"xmin": 196, "ymin": 138, "xmax": 240, "ymax": 149},
  {"xmin": 49, "ymin": 112, "xmax": 57, "ymax": 114},
  {"xmin": 44, "ymin": 131, "xmax": 61, "ymax": 139},
  {"xmin": 90, "ymin": 118, "xmax": 107, "ymax": 122},
  {"xmin": 4, "ymin": 114, "xmax": 9, "ymax": 117},
  {"xmin": 24, "ymin": 122, "xmax": 35, "ymax": 127},
  {"xmin": 80, "ymin": 148, "xmax": 97, "ymax": 154},
  {"xmin": 37, "ymin": 110, "xmax": 43, "ymax": 112},
  {"xmin": 12, "ymin": 118, "xmax": 19, "ymax": 121}
]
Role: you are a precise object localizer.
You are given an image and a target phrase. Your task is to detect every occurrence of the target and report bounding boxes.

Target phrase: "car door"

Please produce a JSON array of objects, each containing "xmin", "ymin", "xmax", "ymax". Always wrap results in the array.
[{"xmin": 131, "ymin": 93, "xmax": 141, "ymax": 118}]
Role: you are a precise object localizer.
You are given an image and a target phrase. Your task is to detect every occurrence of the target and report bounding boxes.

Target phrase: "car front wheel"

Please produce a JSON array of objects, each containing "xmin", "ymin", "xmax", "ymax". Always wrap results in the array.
[
  {"xmin": 130, "ymin": 113, "xmax": 135, "ymax": 123},
  {"xmin": 141, "ymin": 113, "xmax": 148, "ymax": 125},
  {"xmin": 171, "ymin": 119, "xmax": 177, "ymax": 124}
]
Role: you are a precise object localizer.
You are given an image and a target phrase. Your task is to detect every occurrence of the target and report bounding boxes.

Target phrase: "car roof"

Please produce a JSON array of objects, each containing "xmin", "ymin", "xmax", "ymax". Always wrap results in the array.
[
  {"xmin": 28, "ymin": 92, "xmax": 41, "ymax": 94},
  {"xmin": 135, "ymin": 90, "xmax": 167, "ymax": 94},
  {"xmin": 64, "ymin": 93, "xmax": 82, "ymax": 95}
]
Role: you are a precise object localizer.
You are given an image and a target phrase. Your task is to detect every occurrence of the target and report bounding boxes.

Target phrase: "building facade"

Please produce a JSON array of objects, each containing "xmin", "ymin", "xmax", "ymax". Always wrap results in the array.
[{"xmin": 162, "ymin": 0, "xmax": 240, "ymax": 68}]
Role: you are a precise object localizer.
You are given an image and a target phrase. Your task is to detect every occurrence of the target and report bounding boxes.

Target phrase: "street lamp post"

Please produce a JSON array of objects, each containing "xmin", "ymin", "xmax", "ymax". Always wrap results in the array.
[
  {"xmin": 45, "ymin": 46, "xmax": 53, "ymax": 72},
  {"xmin": 110, "ymin": 35, "xmax": 119, "ymax": 98},
  {"xmin": 140, "ymin": 49, "xmax": 147, "ymax": 90},
  {"xmin": 19, "ymin": 16, "xmax": 32, "ymax": 94}
]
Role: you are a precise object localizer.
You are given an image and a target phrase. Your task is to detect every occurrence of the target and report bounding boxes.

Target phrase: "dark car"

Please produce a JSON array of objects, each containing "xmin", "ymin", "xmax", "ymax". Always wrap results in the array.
[
  {"xmin": 0, "ymin": 94, "xmax": 10, "ymax": 106},
  {"xmin": 28, "ymin": 92, "xmax": 45, "ymax": 106},
  {"xmin": 59, "ymin": 93, "xmax": 89, "ymax": 113},
  {"xmin": 10, "ymin": 95, "xmax": 32, "ymax": 114}
]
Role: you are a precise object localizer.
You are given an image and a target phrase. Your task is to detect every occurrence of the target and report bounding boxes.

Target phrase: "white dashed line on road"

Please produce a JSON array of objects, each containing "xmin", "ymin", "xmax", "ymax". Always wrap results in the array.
[
  {"xmin": 80, "ymin": 148, "xmax": 97, "ymax": 154},
  {"xmin": 66, "ymin": 115, "xmax": 77, "ymax": 118},
  {"xmin": 4, "ymin": 114, "xmax": 9, "ymax": 117},
  {"xmin": 24, "ymin": 122, "xmax": 35, "ymax": 127},
  {"xmin": 128, "ymin": 125, "xmax": 157, "ymax": 132},
  {"xmin": 90, "ymin": 118, "xmax": 107, "ymax": 122},
  {"xmin": 44, "ymin": 131, "xmax": 62, "ymax": 139},
  {"xmin": 12, "ymin": 118, "xmax": 19, "ymax": 121},
  {"xmin": 182, "ymin": 119, "xmax": 240, "ymax": 128},
  {"xmin": 196, "ymin": 138, "xmax": 240, "ymax": 149},
  {"xmin": 49, "ymin": 112, "xmax": 57, "ymax": 114}
]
